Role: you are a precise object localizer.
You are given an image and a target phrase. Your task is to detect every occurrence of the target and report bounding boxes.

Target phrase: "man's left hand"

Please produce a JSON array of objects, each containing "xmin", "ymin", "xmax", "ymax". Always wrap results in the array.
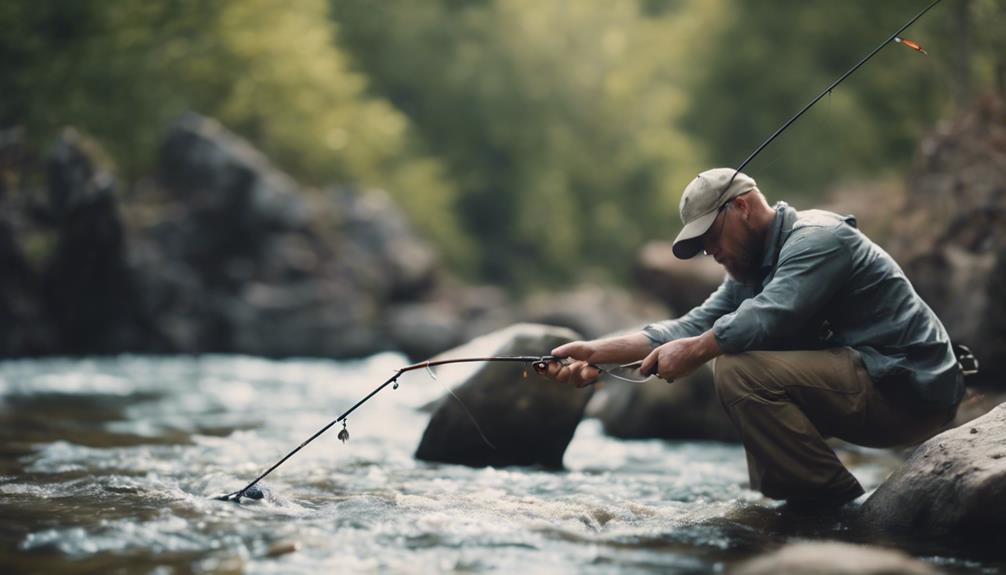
[{"xmin": 638, "ymin": 330, "xmax": 721, "ymax": 381}]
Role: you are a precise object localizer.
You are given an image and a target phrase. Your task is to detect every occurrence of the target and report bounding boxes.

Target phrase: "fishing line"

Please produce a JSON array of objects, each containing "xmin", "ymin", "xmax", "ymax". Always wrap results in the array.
[
  {"xmin": 214, "ymin": 355, "xmax": 647, "ymax": 502},
  {"xmin": 725, "ymin": 0, "xmax": 941, "ymax": 189}
]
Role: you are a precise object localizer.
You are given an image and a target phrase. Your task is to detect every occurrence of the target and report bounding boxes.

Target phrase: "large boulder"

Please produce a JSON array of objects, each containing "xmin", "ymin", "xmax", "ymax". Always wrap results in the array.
[
  {"xmin": 42, "ymin": 128, "xmax": 141, "ymax": 353},
  {"xmin": 860, "ymin": 402, "xmax": 1006, "ymax": 544},
  {"xmin": 157, "ymin": 113, "xmax": 310, "ymax": 280},
  {"xmin": 415, "ymin": 324, "xmax": 592, "ymax": 469},
  {"xmin": 729, "ymin": 541, "xmax": 939, "ymax": 575},
  {"xmin": 589, "ymin": 364, "xmax": 739, "ymax": 442},
  {"xmin": 634, "ymin": 241, "xmax": 724, "ymax": 316},
  {"xmin": 133, "ymin": 113, "xmax": 440, "ymax": 357}
]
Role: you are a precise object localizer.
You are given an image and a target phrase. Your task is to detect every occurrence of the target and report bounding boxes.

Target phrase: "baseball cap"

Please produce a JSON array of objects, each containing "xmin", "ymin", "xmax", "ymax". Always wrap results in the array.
[{"xmin": 672, "ymin": 168, "xmax": 758, "ymax": 259}]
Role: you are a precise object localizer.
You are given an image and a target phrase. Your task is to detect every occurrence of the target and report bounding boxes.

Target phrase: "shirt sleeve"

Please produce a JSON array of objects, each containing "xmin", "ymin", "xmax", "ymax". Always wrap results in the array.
[
  {"xmin": 642, "ymin": 277, "xmax": 741, "ymax": 346},
  {"xmin": 712, "ymin": 226, "xmax": 853, "ymax": 353}
]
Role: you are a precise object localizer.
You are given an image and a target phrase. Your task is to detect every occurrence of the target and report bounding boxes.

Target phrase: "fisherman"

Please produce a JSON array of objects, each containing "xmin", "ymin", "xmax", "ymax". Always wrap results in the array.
[{"xmin": 538, "ymin": 167, "xmax": 965, "ymax": 508}]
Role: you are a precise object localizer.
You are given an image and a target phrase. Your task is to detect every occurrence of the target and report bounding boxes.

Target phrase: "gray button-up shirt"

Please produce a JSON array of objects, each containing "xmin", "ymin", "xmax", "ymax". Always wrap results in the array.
[{"xmin": 643, "ymin": 202, "xmax": 964, "ymax": 410}]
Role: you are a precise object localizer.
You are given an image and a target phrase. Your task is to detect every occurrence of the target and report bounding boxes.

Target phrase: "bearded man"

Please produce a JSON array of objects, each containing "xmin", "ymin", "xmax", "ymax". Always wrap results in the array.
[{"xmin": 539, "ymin": 167, "xmax": 964, "ymax": 507}]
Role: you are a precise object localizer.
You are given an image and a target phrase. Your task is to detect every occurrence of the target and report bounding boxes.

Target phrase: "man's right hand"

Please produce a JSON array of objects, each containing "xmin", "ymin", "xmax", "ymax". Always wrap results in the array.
[{"xmin": 535, "ymin": 340, "xmax": 601, "ymax": 388}]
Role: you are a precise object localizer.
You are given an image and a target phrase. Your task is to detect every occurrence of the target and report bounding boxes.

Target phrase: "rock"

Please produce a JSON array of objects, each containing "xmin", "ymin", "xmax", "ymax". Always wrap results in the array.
[
  {"xmin": 951, "ymin": 388, "xmax": 1006, "ymax": 428},
  {"xmin": 589, "ymin": 364, "xmax": 739, "ymax": 442},
  {"xmin": 729, "ymin": 541, "xmax": 939, "ymax": 575},
  {"xmin": 328, "ymin": 187, "xmax": 438, "ymax": 301},
  {"xmin": 158, "ymin": 113, "xmax": 310, "ymax": 277},
  {"xmin": 0, "ymin": 216, "xmax": 52, "ymax": 356},
  {"xmin": 519, "ymin": 284, "xmax": 669, "ymax": 339},
  {"xmin": 385, "ymin": 302, "xmax": 465, "ymax": 361},
  {"xmin": 42, "ymin": 129, "xmax": 141, "ymax": 353},
  {"xmin": 860, "ymin": 403, "xmax": 1006, "ymax": 544},
  {"xmin": 226, "ymin": 281, "xmax": 383, "ymax": 358},
  {"xmin": 634, "ymin": 241, "xmax": 725, "ymax": 315},
  {"xmin": 140, "ymin": 114, "xmax": 422, "ymax": 358},
  {"xmin": 885, "ymin": 96, "xmax": 1006, "ymax": 387},
  {"xmin": 415, "ymin": 323, "xmax": 591, "ymax": 469}
]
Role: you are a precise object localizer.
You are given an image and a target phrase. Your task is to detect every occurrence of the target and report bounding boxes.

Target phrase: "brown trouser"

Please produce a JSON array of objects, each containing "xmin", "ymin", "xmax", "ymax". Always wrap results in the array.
[{"xmin": 713, "ymin": 348, "xmax": 954, "ymax": 503}]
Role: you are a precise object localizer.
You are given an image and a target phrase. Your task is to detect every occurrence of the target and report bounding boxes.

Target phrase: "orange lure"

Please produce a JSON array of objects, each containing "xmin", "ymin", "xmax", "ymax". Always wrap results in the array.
[{"xmin": 895, "ymin": 36, "xmax": 928, "ymax": 55}]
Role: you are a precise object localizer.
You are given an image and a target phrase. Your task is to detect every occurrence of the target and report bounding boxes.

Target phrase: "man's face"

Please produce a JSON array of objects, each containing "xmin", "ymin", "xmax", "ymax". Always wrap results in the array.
[{"xmin": 701, "ymin": 199, "xmax": 765, "ymax": 285}]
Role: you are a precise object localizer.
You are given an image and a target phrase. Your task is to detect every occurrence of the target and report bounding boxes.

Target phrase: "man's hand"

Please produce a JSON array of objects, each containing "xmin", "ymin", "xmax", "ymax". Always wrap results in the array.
[
  {"xmin": 638, "ymin": 330, "xmax": 722, "ymax": 381},
  {"xmin": 535, "ymin": 333, "xmax": 655, "ymax": 388},
  {"xmin": 537, "ymin": 340, "xmax": 601, "ymax": 388}
]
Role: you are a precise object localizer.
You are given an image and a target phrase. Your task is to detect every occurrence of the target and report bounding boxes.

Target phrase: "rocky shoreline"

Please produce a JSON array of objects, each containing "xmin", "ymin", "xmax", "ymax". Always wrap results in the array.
[{"xmin": 0, "ymin": 114, "xmax": 666, "ymax": 361}]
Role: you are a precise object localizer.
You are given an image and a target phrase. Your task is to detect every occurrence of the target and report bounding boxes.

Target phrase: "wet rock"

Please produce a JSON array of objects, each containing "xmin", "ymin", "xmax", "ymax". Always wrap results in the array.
[
  {"xmin": 634, "ymin": 241, "xmax": 724, "ymax": 315},
  {"xmin": 860, "ymin": 403, "xmax": 1006, "ymax": 544},
  {"xmin": 589, "ymin": 364, "xmax": 739, "ymax": 442},
  {"xmin": 519, "ymin": 284, "xmax": 668, "ymax": 339},
  {"xmin": 729, "ymin": 541, "xmax": 938, "ymax": 575},
  {"xmin": 415, "ymin": 323, "xmax": 591, "ymax": 469}
]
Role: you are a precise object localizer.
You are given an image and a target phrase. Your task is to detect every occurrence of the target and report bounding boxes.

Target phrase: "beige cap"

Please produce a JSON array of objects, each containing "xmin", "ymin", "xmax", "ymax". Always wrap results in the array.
[{"xmin": 672, "ymin": 168, "xmax": 758, "ymax": 259}]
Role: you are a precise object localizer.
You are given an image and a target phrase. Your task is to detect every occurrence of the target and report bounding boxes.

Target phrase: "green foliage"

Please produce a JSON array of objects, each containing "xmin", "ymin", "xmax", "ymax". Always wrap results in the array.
[
  {"xmin": 3, "ymin": 0, "xmax": 1003, "ymax": 289},
  {"xmin": 0, "ymin": 0, "xmax": 472, "ymax": 271},
  {"xmin": 332, "ymin": 0, "xmax": 713, "ymax": 286},
  {"xmin": 683, "ymin": 0, "xmax": 966, "ymax": 200}
]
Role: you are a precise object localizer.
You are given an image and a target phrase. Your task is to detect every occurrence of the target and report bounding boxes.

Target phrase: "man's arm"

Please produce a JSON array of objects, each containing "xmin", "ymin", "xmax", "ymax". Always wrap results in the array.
[
  {"xmin": 642, "ymin": 277, "xmax": 741, "ymax": 346},
  {"xmin": 638, "ymin": 328, "xmax": 721, "ymax": 381}
]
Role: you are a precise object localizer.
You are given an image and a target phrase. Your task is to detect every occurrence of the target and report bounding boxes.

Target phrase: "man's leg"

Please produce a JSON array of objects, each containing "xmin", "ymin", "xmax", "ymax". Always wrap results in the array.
[{"xmin": 713, "ymin": 348, "xmax": 946, "ymax": 504}]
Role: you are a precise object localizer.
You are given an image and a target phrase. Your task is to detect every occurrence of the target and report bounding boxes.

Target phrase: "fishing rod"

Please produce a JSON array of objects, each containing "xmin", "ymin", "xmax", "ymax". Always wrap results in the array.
[
  {"xmin": 217, "ymin": 1, "xmax": 944, "ymax": 504},
  {"xmin": 725, "ymin": 0, "xmax": 941, "ymax": 189},
  {"xmin": 216, "ymin": 354, "xmax": 644, "ymax": 502}
]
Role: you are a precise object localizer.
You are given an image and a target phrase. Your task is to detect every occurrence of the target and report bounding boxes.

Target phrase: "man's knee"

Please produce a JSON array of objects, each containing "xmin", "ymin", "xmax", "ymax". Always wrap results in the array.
[{"xmin": 713, "ymin": 352, "xmax": 778, "ymax": 405}]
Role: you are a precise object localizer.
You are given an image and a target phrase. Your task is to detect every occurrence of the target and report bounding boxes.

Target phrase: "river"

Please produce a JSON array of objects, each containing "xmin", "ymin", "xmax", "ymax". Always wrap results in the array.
[{"xmin": 0, "ymin": 355, "xmax": 1000, "ymax": 573}]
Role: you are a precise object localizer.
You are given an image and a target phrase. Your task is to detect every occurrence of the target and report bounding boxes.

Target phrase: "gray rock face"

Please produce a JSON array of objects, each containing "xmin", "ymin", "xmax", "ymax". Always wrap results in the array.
[
  {"xmin": 729, "ymin": 541, "xmax": 939, "ymax": 575},
  {"xmin": 43, "ymin": 129, "xmax": 142, "ymax": 353},
  {"xmin": 131, "ymin": 113, "xmax": 444, "ymax": 357},
  {"xmin": 860, "ymin": 402, "xmax": 1006, "ymax": 543},
  {"xmin": 589, "ymin": 364, "xmax": 739, "ymax": 442},
  {"xmin": 415, "ymin": 324, "xmax": 591, "ymax": 469}
]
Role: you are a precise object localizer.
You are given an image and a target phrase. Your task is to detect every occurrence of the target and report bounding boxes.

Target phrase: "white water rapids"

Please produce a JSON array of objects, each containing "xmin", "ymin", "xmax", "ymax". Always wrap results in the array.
[{"xmin": 0, "ymin": 355, "xmax": 995, "ymax": 573}]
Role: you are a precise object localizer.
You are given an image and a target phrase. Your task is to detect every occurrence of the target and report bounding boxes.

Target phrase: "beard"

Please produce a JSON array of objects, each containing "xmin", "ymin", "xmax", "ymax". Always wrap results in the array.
[{"xmin": 723, "ymin": 225, "xmax": 767, "ymax": 286}]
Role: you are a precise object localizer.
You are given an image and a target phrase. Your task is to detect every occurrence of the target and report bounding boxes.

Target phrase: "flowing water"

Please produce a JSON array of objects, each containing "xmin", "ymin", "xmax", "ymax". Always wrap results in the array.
[{"xmin": 0, "ymin": 355, "xmax": 1001, "ymax": 574}]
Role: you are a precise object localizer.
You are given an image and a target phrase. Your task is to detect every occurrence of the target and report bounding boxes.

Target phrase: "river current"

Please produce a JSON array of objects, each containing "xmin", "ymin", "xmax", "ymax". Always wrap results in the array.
[{"xmin": 0, "ymin": 355, "xmax": 1000, "ymax": 573}]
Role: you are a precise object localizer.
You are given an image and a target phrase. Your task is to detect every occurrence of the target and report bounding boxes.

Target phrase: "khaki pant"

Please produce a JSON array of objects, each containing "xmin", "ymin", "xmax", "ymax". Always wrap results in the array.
[{"xmin": 713, "ymin": 348, "xmax": 955, "ymax": 503}]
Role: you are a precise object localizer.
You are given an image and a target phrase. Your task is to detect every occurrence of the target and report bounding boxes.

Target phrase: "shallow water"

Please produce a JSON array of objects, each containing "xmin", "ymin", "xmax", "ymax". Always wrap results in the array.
[{"xmin": 0, "ymin": 355, "xmax": 1001, "ymax": 574}]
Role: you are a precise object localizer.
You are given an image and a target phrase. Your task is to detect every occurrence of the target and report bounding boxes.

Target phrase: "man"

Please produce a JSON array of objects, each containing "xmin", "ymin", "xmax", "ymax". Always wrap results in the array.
[{"xmin": 539, "ymin": 167, "xmax": 964, "ymax": 507}]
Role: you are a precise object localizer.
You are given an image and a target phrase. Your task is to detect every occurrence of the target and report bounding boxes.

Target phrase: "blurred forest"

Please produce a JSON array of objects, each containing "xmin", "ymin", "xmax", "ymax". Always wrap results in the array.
[{"xmin": 2, "ymin": 0, "xmax": 1004, "ymax": 289}]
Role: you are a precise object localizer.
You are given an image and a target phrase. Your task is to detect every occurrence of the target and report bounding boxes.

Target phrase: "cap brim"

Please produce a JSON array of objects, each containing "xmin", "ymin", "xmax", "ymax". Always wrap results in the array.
[{"xmin": 672, "ymin": 209, "xmax": 718, "ymax": 259}]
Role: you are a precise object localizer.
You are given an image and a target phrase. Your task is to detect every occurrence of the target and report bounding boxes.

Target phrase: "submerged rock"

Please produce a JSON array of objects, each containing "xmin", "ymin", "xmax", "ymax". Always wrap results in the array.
[
  {"xmin": 729, "ymin": 541, "xmax": 938, "ymax": 575},
  {"xmin": 415, "ymin": 323, "xmax": 590, "ymax": 469},
  {"xmin": 860, "ymin": 402, "xmax": 1006, "ymax": 544}
]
